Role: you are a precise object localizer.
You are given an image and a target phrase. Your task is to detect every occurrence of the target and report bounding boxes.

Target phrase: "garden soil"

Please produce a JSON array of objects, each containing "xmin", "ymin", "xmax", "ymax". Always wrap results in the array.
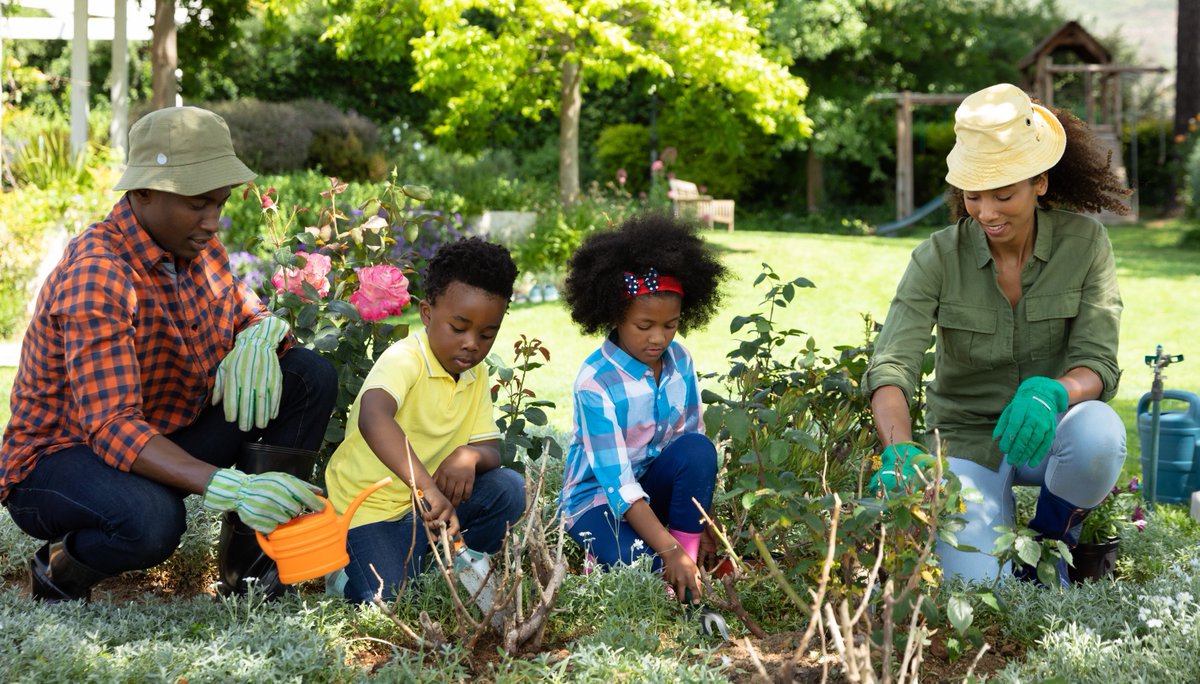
[{"xmin": 2, "ymin": 571, "xmax": 1024, "ymax": 681}]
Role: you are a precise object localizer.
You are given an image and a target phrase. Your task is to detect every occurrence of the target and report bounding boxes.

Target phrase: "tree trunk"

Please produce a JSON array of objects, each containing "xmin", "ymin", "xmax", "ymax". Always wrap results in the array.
[
  {"xmin": 806, "ymin": 147, "xmax": 824, "ymax": 212},
  {"xmin": 151, "ymin": 0, "xmax": 177, "ymax": 110},
  {"xmin": 1166, "ymin": 0, "xmax": 1200, "ymax": 215},
  {"xmin": 1175, "ymin": 0, "xmax": 1200, "ymax": 140},
  {"xmin": 558, "ymin": 59, "xmax": 582, "ymax": 206}
]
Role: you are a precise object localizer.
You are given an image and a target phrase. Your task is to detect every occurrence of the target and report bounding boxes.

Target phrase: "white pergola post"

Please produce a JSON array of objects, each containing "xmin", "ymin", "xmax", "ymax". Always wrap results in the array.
[
  {"xmin": 70, "ymin": 0, "xmax": 90, "ymax": 156},
  {"xmin": 110, "ymin": 0, "xmax": 129, "ymax": 158}
]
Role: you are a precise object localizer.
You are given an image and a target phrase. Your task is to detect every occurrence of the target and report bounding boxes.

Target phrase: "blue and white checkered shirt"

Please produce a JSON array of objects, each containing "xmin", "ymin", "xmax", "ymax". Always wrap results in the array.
[{"xmin": 559, "ymin": 333, "xmax": 704, "ymax": 528}]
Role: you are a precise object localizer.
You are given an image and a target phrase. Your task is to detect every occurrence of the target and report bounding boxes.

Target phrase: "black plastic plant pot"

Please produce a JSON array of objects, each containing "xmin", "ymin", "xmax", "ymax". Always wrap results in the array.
[{"xmin": 1068, "ymin": 538, "xmax": 1120, "ymax": 584}]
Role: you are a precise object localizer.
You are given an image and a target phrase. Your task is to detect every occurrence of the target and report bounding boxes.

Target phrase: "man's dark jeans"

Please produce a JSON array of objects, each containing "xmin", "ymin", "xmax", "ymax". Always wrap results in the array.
[{"xmin": 5, "ymin": 347, "xmax": 336, "ymax": 575}]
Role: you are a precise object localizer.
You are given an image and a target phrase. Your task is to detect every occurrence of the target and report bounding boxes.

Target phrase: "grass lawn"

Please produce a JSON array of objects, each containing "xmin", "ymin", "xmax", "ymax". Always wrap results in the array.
[{"xmin": 2, "ymin": 221, "xmax": 1197, "ymax": 481}]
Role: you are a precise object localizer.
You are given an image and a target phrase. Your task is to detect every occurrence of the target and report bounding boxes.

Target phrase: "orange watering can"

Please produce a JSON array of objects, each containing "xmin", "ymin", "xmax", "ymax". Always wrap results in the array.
[{"xmin": 255, "ymin": 476, "xmax": 393, "ymax": 585}]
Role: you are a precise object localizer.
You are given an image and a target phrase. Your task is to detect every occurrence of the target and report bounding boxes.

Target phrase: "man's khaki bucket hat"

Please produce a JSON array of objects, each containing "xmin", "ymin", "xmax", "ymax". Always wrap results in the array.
[
  {"xmin": 945, "ymin": 83, "xmax": 1066, "ymax": 192},
  {"xmin": 114, "ymin": 106, "xmax": 255, "ymax": 196}
]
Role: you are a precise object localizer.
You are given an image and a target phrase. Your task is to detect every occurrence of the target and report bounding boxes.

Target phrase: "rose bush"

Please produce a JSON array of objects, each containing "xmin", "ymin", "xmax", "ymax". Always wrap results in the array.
[{"xmin": 241, "ymin": 175, "xmax": 443, "ymax": 456}]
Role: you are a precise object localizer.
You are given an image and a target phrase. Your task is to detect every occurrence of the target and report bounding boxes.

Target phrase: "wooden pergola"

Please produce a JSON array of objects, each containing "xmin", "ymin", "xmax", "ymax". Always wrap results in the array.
[
  {"xmin": 873, "ymin": 91, "xmax": 967, "ymax": 221},
  {"xmin": 877, "ymin": 21, "xmax": 1167, "ymax": 225},
  {"xmin": 1, "ymin": 0, "xmax": 163, "ymax": 163}
]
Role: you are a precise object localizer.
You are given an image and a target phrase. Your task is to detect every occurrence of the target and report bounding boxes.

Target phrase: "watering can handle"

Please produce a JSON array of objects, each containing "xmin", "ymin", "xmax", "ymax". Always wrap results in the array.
[
  {"xmin": 340, "ymin": 476, "xmax": 394, "ymax": 532},
  {"xmin": 1137, "ymin": 390, "xmax": 1200, "ymax": 421}
]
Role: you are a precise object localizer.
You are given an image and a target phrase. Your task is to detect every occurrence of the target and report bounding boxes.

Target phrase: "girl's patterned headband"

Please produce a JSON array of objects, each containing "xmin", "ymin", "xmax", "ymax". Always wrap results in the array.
[{"xmin": 622, "ymin": 268, "xmax": 684, "ymax": 299}]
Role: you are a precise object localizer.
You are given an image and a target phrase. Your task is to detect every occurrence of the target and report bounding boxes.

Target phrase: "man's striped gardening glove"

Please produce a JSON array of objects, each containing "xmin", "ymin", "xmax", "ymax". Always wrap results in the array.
[
  {"xmin": 202, "ymin": 468, "xmax": 325, "ymax": 534},
  {"xmin": 212, "ymin": 317, "xmax": 290, "ymax": 432}
]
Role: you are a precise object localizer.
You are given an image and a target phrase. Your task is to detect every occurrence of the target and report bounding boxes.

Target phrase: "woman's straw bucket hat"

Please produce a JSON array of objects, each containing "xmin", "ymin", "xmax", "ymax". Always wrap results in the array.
[
  {"xmin": 945, "ymin": 83, "xmax": 1066, "ymax": 192},
  {"xmin": 114, "ymin": 106, "xmax": 255, "ymax": 197}
]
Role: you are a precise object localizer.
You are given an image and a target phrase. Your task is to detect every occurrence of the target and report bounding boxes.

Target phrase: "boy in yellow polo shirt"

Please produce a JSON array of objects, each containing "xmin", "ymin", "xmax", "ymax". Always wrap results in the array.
[{"xmin": 325, "ymin": 237, "xmax": 525, "ymax": 603}]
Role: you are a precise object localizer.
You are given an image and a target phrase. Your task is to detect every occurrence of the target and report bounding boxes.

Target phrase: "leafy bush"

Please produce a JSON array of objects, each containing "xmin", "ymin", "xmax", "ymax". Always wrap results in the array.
[
  {"xmin": 0, "ymin": 165, "xmax": 121, "ymax": 338},
  {"xmin": 513, "ymin": 182, "xmax": 642, "ymax": 281},
  {"xmin": 293, "ymin": 99, "xmax": 387, "ymax": 183},
  {"xmin": 388, "ymin": 129, "xmax": 549, "ymax": 218},
  {"xmin": 219, "ymin": 170, "xmax": 389, "ymax": 253},
  {"xmin": 200, "ymin": 99, "xmax": 313, "ymax": 173},
  {"xmin": 596, "ymin": 123, "xmax": 652, "ymax": 194},
  {"xmin": 1127, "ymin": 116, "xmax": 1190, "ymax": 214}
]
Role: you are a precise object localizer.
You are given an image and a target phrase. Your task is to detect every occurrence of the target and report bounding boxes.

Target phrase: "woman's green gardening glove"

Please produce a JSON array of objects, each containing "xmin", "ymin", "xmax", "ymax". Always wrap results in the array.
[
  {"xmin": 869, "ymin": 443, "xmax": 933, "ymax": 495},
  {"xmin": 202, "ymin": 468, "xmax": 325, "ymax": 534},
  {"xmin": 993, "ymin": 376, "xmax": 1068, "ymax": 469},
  {"xmin": 212, "ymin": 317, "xmax": 290, "ymax": 432}
]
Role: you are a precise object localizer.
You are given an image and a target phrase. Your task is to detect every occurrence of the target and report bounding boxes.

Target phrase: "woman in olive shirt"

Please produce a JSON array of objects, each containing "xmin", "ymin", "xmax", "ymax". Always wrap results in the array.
[{"xmin": 864, "ymin": 83, "xmax": 1131, "ymax": 585}]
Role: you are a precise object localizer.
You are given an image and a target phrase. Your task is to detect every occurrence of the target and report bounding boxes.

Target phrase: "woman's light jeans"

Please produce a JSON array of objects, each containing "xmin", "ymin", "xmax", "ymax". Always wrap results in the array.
[{"xmin": 938, "ymin": 400, "xmax": 1126, "ymax": 583}]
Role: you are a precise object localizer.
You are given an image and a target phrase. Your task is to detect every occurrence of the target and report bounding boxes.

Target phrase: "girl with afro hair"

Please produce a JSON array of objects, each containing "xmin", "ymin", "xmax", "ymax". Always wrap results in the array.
[{"xmin": 558, "ymin": 213, "xmax": 727, "ymax": 604}]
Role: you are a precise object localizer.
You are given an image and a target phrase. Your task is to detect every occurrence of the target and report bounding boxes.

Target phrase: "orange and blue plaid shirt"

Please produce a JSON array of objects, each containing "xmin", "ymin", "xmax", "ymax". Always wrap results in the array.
[{"xmin": 0, "ymin": 194, "xmax": 271, "ymax": 501}]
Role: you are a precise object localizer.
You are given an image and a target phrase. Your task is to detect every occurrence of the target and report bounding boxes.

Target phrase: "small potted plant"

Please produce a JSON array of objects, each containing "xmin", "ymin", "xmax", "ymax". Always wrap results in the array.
[{"xmin": 1069, "ymin": 478, "xmax": 1143, "ymax": 584}]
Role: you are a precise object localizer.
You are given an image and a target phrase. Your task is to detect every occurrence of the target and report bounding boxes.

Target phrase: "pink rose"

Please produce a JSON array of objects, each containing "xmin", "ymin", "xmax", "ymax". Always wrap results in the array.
[
  {"xmin": 616, "ymin": 168, "xmax": 628, "ymax": 185},
  {"xmin": 350, "ymin": 265, "xmax": 411, "ymax": 322},
  {"xmin": 272, "ymin": 251, "xmax": 332, "ymax": 301},
  {"xmin": 651, "ymin": 159, "xmax": 664, "ymax": 173}
]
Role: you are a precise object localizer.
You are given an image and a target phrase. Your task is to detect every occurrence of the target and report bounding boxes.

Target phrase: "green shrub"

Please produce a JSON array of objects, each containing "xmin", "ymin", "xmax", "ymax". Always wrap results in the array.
[
  {"xmin": 389, "ymin": 131, "xmax": 548, "ymax": 217},
  {"xmin": 1187, "ymin": 137, "xmax": 1200, "ymax": 218},
  {"xmin": 199, "ymin": 99, "xmax": 313, "ymax": 173},
  {"xmin": 596, "ymin": 123, "xmax": 652, "ymax": 194},
  {"xmin": 1128, "ymin": 116, "xmax": 1190, "ymax": 214},
  {"xmin": 513, "ymin": 184, "xmax": 639, "ymax": 281},
  {"xmin": 294, "ymin": 99, "xmax": 387, "ymax": 183}
]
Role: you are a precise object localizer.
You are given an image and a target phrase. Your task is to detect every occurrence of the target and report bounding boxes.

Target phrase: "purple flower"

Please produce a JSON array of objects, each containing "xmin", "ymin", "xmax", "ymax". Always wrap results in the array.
[
  {"xmin": 1131, "ymin": 505, "xmax": 1146, "ymax": 531},
  {"xmin": 219, "ymin": 216, "xmax": 233, "ymax": 230},
  {"xmin": 1128, "ymin": 477, "xmax": 1140, "ymax": 492}
]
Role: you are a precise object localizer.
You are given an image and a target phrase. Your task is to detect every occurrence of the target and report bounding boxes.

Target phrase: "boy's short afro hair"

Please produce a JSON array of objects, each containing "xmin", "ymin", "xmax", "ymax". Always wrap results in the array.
[
  {"xmin": 562, "ymin": 213, "xmax": 727, "ymax": 335},
  {"xmin": 423, "ymin": 236, "xmax": 518, "ymax": 304}
]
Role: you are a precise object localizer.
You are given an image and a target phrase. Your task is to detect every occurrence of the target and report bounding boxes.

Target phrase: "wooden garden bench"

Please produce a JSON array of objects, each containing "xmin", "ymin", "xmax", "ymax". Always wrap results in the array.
[{"xmin": 668, "ymin": 178, "xmax": 735, "ymax": 231}]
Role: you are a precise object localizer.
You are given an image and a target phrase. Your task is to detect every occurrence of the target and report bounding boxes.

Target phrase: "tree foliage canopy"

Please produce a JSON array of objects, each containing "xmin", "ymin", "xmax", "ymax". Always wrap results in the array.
[{"xmin": 321, "ymin": 0, "xmax": 810, "ymax": 201}]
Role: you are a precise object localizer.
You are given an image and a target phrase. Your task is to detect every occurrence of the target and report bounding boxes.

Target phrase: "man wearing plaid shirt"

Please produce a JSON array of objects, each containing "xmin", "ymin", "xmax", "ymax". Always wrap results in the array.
[{"xmin": 0, "ymin": 107, "xmax": 336, "ymax": 602}]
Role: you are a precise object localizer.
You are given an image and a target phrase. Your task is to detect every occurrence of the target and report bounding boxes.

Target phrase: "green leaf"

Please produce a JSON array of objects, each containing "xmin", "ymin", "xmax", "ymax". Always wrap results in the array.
[
  {"xmin": 524, "ymin": 407, "xmax": 548, "ymax": 426},
  {"xmin": 724, "ymin": 410, "xmax": 750, "ymax": 442},
  {"xmin": 947, "ymin": 595, "xmax": 973, "ymax": 634},
  {"xmin": 977, "ymin": 591, "xmax": 999, "ymax": 612},
  {"xmin": 313, "ymin": 332, "xmax": 340, "ymax": 352},
  {"xmin": 272, "ymin": 247, "xmax": 297, "ymax": 267},
  {"xmin": 401, "ymin": 184, "xmax": 433, "ymax": 201},
  {"xmin": 1014, "ymin": 536, "xmax": 1041, "ymax": 567},
  {"xmin": 992, "ymin": 531, "xmax": 1015, "ymax": 554},
  {"xmin": 766, "ymin": 440, "xmax": 789, "ymax": 466},
  {"xmin": 327, "ymin": 299, "xmax": 361, "ymax": 321},
  {"xmin": 1036, "ymin": 560, "xmax": 1059, "ymax": 588}
]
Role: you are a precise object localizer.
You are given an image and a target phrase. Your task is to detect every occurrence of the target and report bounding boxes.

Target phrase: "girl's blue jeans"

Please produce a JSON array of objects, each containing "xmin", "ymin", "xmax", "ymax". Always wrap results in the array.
[
  {"xmin": 938, "ymin": 400, "xmax": 1126, "ymax": 583},
  {"xmin": 4, "ymin": 347, "xmax": 336, "ymax": 575},
  {"xmin": 567, "ymin": 432, "xmax": 717, "ymax": 571},
  {"xmin": 342, "ymin": 466, "xmax": 525, "ymax": 604}
]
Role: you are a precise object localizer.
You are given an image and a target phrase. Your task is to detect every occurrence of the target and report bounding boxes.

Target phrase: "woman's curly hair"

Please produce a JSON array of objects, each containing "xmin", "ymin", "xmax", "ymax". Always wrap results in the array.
[
  {"xmin": 562, "ymin": 213, "xmax": 727, "ymax": 336},
  {"xmin": 949, "ymin": 104, "xmax": 1132, "ymax": 221},
  {"xmin": 424, "ymin": 236, "xmax": 518, "ymax": 304}
]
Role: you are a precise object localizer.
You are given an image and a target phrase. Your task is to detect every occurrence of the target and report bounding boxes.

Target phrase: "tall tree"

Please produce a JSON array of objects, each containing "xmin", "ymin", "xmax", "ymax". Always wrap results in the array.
[
  {"xmin": 151, "ymin": 0, "xmax": 178, "ymax": 109},
  {"xmin": 323, "ymin": 0, "xmax": 810, "ymax": 205},
  {"xmin": 1176, "ymin": 0, "xmax": 1200, "ymax": 140}
]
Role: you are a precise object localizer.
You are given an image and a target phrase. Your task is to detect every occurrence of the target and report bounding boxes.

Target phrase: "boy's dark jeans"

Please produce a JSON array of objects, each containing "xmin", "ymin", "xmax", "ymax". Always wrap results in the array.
[{"xmin": 5, "ymin": 347, "xmax": 336, "ymax": 575}]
